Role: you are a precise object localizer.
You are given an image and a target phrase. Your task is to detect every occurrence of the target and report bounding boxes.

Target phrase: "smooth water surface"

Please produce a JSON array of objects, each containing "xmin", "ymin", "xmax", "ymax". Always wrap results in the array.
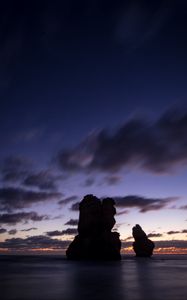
[{"xmin": 0, "ymin": 255, "xmax": 187, "ymax": 300}]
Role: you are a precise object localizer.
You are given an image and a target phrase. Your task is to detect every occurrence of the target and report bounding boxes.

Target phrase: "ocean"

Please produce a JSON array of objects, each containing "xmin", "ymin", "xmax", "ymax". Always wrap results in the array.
[{"xmin": 0, "ymin": 255, "xmax": 187, "ymax": 300}]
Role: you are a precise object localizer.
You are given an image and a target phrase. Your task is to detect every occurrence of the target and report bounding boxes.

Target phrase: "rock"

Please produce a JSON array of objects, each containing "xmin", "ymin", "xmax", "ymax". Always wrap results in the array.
[
  {"xmin": 66, "ymin": 194, "xmax": 121, "ymax": 260},
  {"xmin": 78, "ymin": 194, "xmax": 102, "ymax": 237},
  {"xmin": 132, "ymin": 224, "xmax": 155, "ymax": 257},
  {"xmin": 102, "ymin": 197, "xmax": 116, "ymax": 232}
]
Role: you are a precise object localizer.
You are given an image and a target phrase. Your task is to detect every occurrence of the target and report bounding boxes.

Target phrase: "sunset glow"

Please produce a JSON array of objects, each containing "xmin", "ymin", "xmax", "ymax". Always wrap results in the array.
[{"xmin": 0, "ymin": 0, "xmax": 187, "ymax": 257}]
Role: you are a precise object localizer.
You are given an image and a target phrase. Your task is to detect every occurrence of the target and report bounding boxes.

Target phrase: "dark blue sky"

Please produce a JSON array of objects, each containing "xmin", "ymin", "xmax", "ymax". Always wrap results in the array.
[{"xmin": 0, "ymin": 0, "xmax": 187, "ymax": 253}]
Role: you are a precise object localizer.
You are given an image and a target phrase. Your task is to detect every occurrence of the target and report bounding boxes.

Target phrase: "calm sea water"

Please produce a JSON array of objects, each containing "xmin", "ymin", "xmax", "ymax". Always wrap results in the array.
[{"xmin": 0, "ymin": 255, "xmax": 187, "ymax": 300}]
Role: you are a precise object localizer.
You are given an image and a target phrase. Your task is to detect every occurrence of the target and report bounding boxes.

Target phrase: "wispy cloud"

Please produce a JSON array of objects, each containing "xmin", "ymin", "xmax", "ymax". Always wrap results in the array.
[
  {"xmin": 21, "ymin": 227, "xmax": 37, "ymax": 232},
  {"xmin": 1, "ymin": 155, "xmax": 33, "ymax": 183},
  {"xmin": 147, "ymin": 233, "xmax": 163, "ymax": 238},
  {"xmin": 23, "ymin": 170, "xmax": 60, "ymax": 191},
  {"xmin": 8, "ymin": 229, "xmax": 17, "ymax": 235},
  {"xmin": 167, "ymin": 230, "xmax": 187, "ymax": 235},
  {"xmin": 58, "ymin": 195, "xmax": 78, "ymax": 206},
  {"xmin": 0, "ymin": 212, "xmax": 49, "ymax": 225},
  {"xmin": 57, "ymin": 108, "xmax": 187, "ymax": 174},
  {"xmin": 70, "ymin": 195, "xmax": 177, "ymax": 213},
  {"xmin": 64, "ymin": 219, "xmax": 78, "ymax": 226},
  {"xmin": 0, "ymin": 187, "xmax": 62, "ymax": 212},
  {"xmin": 0, "ymin": 228, "xmax": 7, "ymax": 234},
  {"xmin": 46, "ymin": 228, "xmax": 77, "ymax": 237},
  {"xmin": 114, "ymin": 195, "xmax": 177, "ymax": 213},
  {"xmin": 0, "ymin": 235, "xmax": 70, "ymax": 251}
]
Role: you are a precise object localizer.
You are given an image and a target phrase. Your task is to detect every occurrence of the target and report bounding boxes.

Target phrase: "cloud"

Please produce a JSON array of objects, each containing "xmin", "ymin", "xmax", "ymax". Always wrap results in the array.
[
  {"xmin": 167, "ymin": 230, "xmax": 180, "ymax": 235},
  {"xmin": 56, "ymin": 108, "xmax": 187, "ymax": 174},
  {"xmin": 8, "ymin": 229, "xmax": 17, "ymax": 235},
  {"xmin": 180, "ymin": 205, "xmax": 187, "ymax": 209},
  {"xmin": 23, "ymin": 170, "xmax": 59, "ymax": 191},
  {"xmin": 45, "ymin": 230, "xmax": 64, "ymax": 237},
  {"xmin": 0, "ymin": 235, "xmax": 70, "ymax": 251},
  {"xmin": 46, "ymin": 228, "xmax": 77, "ymax": 237},
  {"xmin": 62, "ymin": 228, "xmax": 77, "ymax": 235},
  {"xmin": 71, "ymin": 202, "xmax": 80, "ymax": 211},
  {"xmin": 103, "ymin": 175, "xmax": 121, "ymax": 185},
  {"xmin": 0, "ymin": 228, "xmax": 7, "ymax": 234},
  {"xmin": 0, "ymin": 187, "xmax": 62, "ymax": 211},
  {"xmin": 21, "ymin": 227, "xmax": 37, "ymax": 232},
  {"xmin": 0, "ymin": 212, "xmax": 49, "ymax": 225},
  {"xmin": 1, "ymin": 155, "xmax": 33, "ymax": 183},
  {"xmin": 70, "ymin": 195, "xmax": 176, "ymax": 213},
  {"xmin": 116, "ymin": 209, "xmax": 129, "ymax": 216},
  {"xmin": 154, "ymin": 240, "xmax": 187, "ymax": 249},
  {"xmin": 114, "ymin": 195, "xmax": 176, "ymax": 213},
  {"xmin": 147, "ymin": 233, "xmax": 163, "ymax": 238},
  {"xmin": 124, "ymin": 236, "xmax": 133, "ymax": 241},
  {"xmin": 167, "ymin": 230, "xmax": 187, "ymax": 235},
  {"xmin": 1, "ymin": 157, "xmax": 62, "ymax": 192},
  {"xmin": 83, "ymin": 178, "xmax": 95, "ymax": 187},
  {"xmin": 1, "ymin": 237, "xmax": 186, "ymax": 253},
  {"xmin": 58, "ymin": 195, "xmax": 78, "ymax": 206},
  {"xmin": 64, "ymin": 219, "xmax": 78, "ymax": 226}
]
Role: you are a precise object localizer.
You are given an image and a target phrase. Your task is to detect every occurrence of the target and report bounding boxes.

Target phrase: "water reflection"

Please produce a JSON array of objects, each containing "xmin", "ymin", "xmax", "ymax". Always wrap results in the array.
[{"xmin": 1, "ymin": 256, "xmax": 187, "ymax": 300}]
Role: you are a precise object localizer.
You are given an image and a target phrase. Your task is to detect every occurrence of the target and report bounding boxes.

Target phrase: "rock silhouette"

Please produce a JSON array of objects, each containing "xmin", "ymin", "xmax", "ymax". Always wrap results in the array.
[
  {"xmin": 132, "ymin": 224, "xmax": 155, "ymax": 257},
  {"xmin": 66, "ymin": 194, "xmax": 121, "ymax": 260}
]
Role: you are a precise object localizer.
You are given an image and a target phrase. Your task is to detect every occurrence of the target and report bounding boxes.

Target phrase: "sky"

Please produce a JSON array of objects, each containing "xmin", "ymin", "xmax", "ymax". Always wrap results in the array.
[{"xmin": 0, "ymin": 0, "xmax": 187, "ymax": 254}]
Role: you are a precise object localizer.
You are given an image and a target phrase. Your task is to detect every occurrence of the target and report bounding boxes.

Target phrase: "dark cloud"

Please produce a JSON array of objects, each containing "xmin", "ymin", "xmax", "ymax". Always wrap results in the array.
[
  {"xmin": 1, "ymin": 155, "xmax": 33, "ymax": 183},
  {"xmin": 114, "ymin": 195, "xmax": 177, "ymax": 213},
  {"xmin": 52, "ymin": 215, "xmax": 63, "ymax": 220},
  {"xmin": 123, "ymin": 232, "xmax": 163, "ymax": 241},
  {"xmin": 57, "ymin": 109, "xmax": 187, "ymax": 174},
  {"xmin": 0, "ymin": 228, "xmax": 7, "ymax": 234},
  {"xmin": 70, "ymin": 195, "xmax": 175, "ymax": 213},
  {"xmin": 8, "ymin": 229, "xmax": 17, "ymax": 235},
  {"xmin": 23, "ymin": 170, "xmax": 59, "ymax": 191},
  {"xmin": 180, "ymin": 205, "xmax": 187, "ymax": 209},
  {"xmin": 0, "ymin": 212, "xmax": 49, "ymax": 225},
  {"xmin": 21, "ymin": 227, "xmax": 37, "ymax": 232},
  {"xmin": 104, "ymin": 175, "xmax": 121, "ymax": 185},
  {"xmin": 58, "ymin": 195, "xmax": 78, "ymax": 206},
  {"xmin": 71, "ymin": 202, "xmax": 80, "ymax": 211},
  {"xmin": 154, "ymin": 240, "xmax": 187, "ymax": 249},
  {"xmin": 46, "ymin": 228, "xmax": 77, "ymax": 237},
  {"xmin": 167, "ymin": 230, "xmax": 180, "ymax": 235},
  {"xmin": 0, "ymin": 187, "xmax": 62, "ymax": 211},
  {"xmin": 83, "ymin": 178, "xmax": 95, "ymax": 187},
  {"xmin": 147, "ymin": 233, "xmax": 162, "ymax": 238},
  {"xmin": 64, "ymin": 219, "xmax": 78, "ymax": 226},
  {"xmin": 62, "ymin": 228, "xmax": 78, "ymax": 235},
  {"xmin": 46, "ymin": 230, "xmax": 64, "ymax": 237},
  {"xmin": 116, "ymin": 209, "xmax": 129, "ymax": 216},
  {"xmin": 167, "ymin": 230, "xmax": 187, "ymax": 235},
  {"xmin": 123, "ymin": 236, "xmax": 133, "ymax": 241},
  {"xmin": 0, "ymin": 235, "xmax": 70, "ymax": 251}
]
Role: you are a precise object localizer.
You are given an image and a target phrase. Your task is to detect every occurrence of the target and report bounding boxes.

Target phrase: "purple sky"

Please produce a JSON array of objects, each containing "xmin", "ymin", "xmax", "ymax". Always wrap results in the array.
[{"xmin": 0, "ymin": 0, "xmax": 187, "ymax": 253}]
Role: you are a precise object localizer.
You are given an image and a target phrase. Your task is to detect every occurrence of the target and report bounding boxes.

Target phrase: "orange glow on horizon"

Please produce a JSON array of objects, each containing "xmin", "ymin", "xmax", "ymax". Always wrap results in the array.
[
  {"xmin": 121, "ymin": 246, "xmax": 187, "ymax": 255},
  {"xmin": 1, "ymin": 246, "xmax": 187, "ymax": 255}
]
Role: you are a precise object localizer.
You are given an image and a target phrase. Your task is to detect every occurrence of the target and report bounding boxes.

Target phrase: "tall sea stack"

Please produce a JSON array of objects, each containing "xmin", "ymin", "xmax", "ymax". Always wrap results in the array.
[{"xmin": 66, "ymin": 194, "xmax": 121, "ymax": 260}]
